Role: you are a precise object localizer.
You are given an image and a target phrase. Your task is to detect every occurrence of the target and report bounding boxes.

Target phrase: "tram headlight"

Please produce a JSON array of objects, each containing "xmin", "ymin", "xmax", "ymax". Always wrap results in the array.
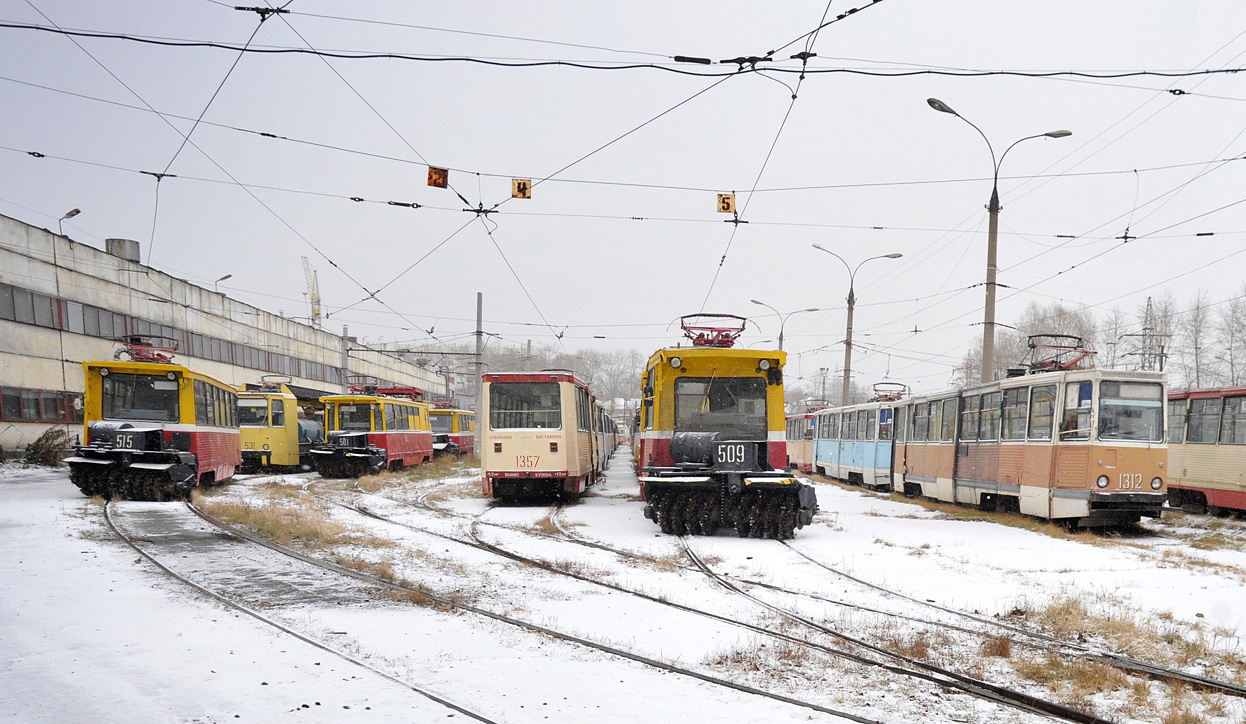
[
  {"xmin": 166, "ymin": 371, "xmax": 177, "ymax": 381},
  {"xmin": 1150, "ymin": 477, "xmax": 1163, "ymax": 490},
  {"xmin": 758, "ymin": 359, "xmax": 771, "ymax": 370},
  {"xmin": 263, "ymin": 444, "xmax": 270, "ymax": 450},
  {"xmin": 99, "ymin": 367, "xmax": 109, "ymax": 376},
  {"xmin": 669, "ymin": 357, "xmax": 681, "ymax": 368},
  {"xmin": 1096, "ymin": 475, "xmax": 1109, "ymax": 489}
]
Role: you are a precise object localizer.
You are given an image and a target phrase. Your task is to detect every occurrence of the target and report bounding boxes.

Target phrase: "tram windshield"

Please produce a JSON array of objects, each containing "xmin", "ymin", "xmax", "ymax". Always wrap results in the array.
[
  {"xmin": 1098, "ymin": 381, "xmax": 1164, "ymax": 442},
  {"xmin": 430, "ymin": 413, "xmax": 453, "ymax": 434},
  {"xmin": 490, "ymin": 382, "xmax": 561, "ymax": 429},
  {"xmin": 335, "ymin": 403, "xmax": 379, "ymax": 431},
  {"xmin": 238, "ymin": 398, "xmax": 268, "ymax": 426},
  {"xmin": 674, "ymin": 376, "xmax": 767, "ymax": 439},
  {"xmin": 101, "ymin": 372, "xmax": 180, "ymax": 422}
]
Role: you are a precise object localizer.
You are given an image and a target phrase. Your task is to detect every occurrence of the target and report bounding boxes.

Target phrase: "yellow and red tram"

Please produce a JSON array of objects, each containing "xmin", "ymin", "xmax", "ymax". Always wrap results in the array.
[
  {"xmin": 311, "ymin": 386, "xmax": 433, "ymax": 478},
  {"xmin": 636, "ymin": 315, "xmax": 818, "ymax": 539},
  {"xmin": 480, "ymin": 371, "xmax": 600, "ymax": 499},
  {"xmin": 66, "ymin": 340, "xmax": 241, "ymax": 500},
  {"xmin": 1167, "ymin": 387, "xmax": 1246, "ymax": 514},
  {"xmin": 429, "ymin": 406, "xmax": 476, "ymax": 457}
]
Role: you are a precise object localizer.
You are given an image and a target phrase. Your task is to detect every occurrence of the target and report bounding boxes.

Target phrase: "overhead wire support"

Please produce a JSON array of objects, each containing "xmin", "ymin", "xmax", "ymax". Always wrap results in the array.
[{"xmin": 233, "ymin": 5, "xmax": 289, "ymax": 19}]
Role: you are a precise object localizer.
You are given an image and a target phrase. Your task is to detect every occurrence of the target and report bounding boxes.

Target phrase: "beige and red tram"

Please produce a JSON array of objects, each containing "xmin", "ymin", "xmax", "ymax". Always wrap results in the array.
[
  {"xmin": 893, "ymin": 368, "xmax": 1166, "ymax": 526},
  {"xmin": 1167, "ymin": 387, "xmax": 1246, "ymax": 513},
  {"xmin": 785, "ymin": 412, "xmax": 817, "ymax": 473},
  {"xmin": 481, "ymin": 372, "xmax": 600, "ymax": 499}
]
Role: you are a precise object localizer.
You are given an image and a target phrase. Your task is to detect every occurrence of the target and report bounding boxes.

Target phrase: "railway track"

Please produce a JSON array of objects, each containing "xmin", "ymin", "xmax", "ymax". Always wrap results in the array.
[
  {"xmin": 101, "ymin": 500, "xmax": 500, "ymax": 724},
  {"xmin": 309, "ymin": 487, "xmax": 1125, "ymax": 723},
  {"xmin": 186, "ymin": 494, "xmax": 881, "ymax": 724},
  {"xmin": 377, "ymin": 479, "xmax": 1246, "ymax": 702}
]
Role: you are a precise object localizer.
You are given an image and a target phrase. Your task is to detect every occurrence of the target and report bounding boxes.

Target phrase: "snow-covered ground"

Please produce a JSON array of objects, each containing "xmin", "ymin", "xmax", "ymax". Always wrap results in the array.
[{"xmin": 2, "ymin": 457, "xmax": 1244, "ymax": 723}]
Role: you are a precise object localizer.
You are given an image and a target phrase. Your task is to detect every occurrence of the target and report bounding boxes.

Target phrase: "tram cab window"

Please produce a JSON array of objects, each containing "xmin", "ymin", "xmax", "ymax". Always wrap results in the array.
[
  {"xmin": 894, "ymin": 406, "xmax": 906, "ymax": 443},
  {"xmin": 1060, "ymin": 382, "xmax": 1092, "ymax": 440},
  {"xmin": 271, "ymin": 400, "xmax": 286, "ymax": 428},
  {"xmin": 491, "ymin": 382, "xmax": 562, "ymax": 429},
  {"xmin": 337, "ymin": 403, "xmax": 379, "ymax": 431},
  {"xmin": 879, "ymin": 408, "xmax": 893, "ymax": 441},
  {"xmin": 805, "ymin": 418, "xmax": 814, "ymax": 440},
  {"xmin": 238, "ymin": 398, "xmax": 268, "ymax": 426},
  {"xmin": 1098, "ymin": 381, "xmax": 1164, "ymax": 442},
  {"xmin": 673, "ymin": 377, "xmax": 767, "ymax": 439},
  {"xmin": 1027, "ymin": 385, "xmax": 1057, "ymax": 441},
  {"xmin": 102, "ymin": 372, "xmax": 181, "ymax": 423},
  {"xmin": 1167, "ymin": 400, "xmax": 1188, "ymax": 444}
]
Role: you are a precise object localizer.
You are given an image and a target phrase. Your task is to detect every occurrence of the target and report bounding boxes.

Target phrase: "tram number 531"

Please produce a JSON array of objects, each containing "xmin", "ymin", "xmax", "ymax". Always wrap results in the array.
[{"xmin": 516, "ymin": 454, "xmax": 540, "ymax": 468}]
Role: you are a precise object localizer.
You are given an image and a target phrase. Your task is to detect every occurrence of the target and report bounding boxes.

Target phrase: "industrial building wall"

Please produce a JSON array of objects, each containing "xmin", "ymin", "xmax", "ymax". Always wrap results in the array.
[{"xmin": 0, "ymin": 213, "xmax": 449, "ymax": 453}]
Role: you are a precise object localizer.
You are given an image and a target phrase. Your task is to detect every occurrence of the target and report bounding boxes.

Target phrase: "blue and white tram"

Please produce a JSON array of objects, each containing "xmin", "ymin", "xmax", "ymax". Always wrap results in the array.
[{"xmin": 812, "ymin": 400, "xmax": 897, "ymax": 489}]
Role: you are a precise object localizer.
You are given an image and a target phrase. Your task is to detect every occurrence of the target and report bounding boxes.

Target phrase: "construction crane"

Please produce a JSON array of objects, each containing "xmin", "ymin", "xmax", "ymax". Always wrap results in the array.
[{"xmin": 301, "ymin": 256, "xmax": 322, "ymax": 327}]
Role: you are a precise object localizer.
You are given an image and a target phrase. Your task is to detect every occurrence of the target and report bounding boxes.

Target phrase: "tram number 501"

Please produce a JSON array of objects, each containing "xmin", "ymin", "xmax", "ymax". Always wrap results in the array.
[
  {"xmin": 516, "ymin": 454, "xmax": 540, "ymax": 468},
  {"xmin": 1118, "ymin": 473, "xmax": 1143, "ymax": 490}
]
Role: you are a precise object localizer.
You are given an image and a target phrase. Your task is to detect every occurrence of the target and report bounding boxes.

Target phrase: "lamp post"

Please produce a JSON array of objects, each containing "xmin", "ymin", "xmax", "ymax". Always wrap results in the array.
[
  {"xmin": 57, "ymin": 208, "xmax": 80, "ymax": 236},
  {"xmin": 214, "ymin": 274, "xmax": 232, "ymax": 292},
  {"xmin": 749, "ymin": 300, "xmax": 819, "ymax": 351},
  {"xmin": 927, "ymin": 97, "xmax": 1071, "ymax": 383},
  {"xmin": 811, "ymin": 245, "xmax": 902, "ymax": 405}
]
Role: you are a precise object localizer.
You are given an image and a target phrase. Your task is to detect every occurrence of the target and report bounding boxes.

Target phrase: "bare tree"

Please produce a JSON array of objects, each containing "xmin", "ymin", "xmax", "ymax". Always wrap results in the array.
[
  {"xmin": 1217, "ymin": 284, "xmax": 1246, "ymax": 386},
  {"xmin": 1176, "ymin": 289, "xmax": 1215, "ymax": 389}
]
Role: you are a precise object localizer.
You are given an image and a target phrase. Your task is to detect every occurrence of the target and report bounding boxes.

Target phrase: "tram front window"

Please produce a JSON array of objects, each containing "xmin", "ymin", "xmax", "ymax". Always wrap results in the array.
[
  {"xmin": 238, "ymin": 399, "xmax": 268, "ymax": 426},
  {"xmin": 431, "ymin": 414, "xmax": 453, "ymax": 434},
  {"xmin": 337, "ymin": 404, "xmax": 378, "ymax": 431},
  {"xmin": 674, "ymin": 377, "xmax": 767, "ymax": 440},
  {"xmin": 1098, "ymin": 381, "xmax": 1164, "ymax": 442},
  {"xmin": 490, "ymin": 382, "xmax": 561, "ymax": 429},
  {"xmin": 101, "ymin": 373, "xmax": 180, "ymax": 422}
]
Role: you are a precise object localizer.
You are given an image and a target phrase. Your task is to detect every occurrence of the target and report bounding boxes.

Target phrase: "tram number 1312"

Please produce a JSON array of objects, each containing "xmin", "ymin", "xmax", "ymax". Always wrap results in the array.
[{"xmin": 1118, "ymin": 473, "xmax": 1143, "ymax": 490}]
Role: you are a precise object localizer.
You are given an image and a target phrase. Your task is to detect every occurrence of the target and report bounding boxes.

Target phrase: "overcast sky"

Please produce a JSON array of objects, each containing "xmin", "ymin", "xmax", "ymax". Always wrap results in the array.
[{"xmin": 3, "ymin": 1, "xmax": 1245, "ymax": 392}]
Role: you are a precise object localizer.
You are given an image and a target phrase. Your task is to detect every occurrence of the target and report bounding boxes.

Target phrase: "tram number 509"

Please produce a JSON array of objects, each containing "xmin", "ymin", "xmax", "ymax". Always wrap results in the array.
[{"xmin": 715, "ymin": 442, "xmax": 754, "ymax": 470}]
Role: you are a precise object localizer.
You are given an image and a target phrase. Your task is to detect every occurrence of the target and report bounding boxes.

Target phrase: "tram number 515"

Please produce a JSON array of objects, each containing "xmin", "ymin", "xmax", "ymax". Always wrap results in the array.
[
  {"xmin": 516, "ymin": 454, "xmax": 540, "ymax": 468},
  {"xmin": 1118, "ymin": 473, "xmax": 1143, "ymax": 490}
]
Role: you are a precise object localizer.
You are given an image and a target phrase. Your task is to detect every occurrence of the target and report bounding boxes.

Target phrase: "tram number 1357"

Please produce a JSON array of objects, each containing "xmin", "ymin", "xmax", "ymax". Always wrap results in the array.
[
  {"xmin": 516, "ymin": 454, "xmax": 540, "ymax": 468},
  {"xmin": 715, "ymin": 442, "xmax": 756, "ymax": 470}
]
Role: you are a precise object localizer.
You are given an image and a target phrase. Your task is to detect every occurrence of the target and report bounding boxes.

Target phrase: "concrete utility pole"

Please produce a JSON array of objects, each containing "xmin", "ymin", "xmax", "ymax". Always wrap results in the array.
[
  {"xmin": 340, "ymin": 324, "xmax": 350, "ymax": 392},
  {"xmin": 811, "ymin": 245, "xmax": 902, "ymax": 406},
  {"xmin": 474, "ymin": 292, "xmax": 483, "ymax": 456},
  {"xmin": 926, "ymin": 98, "xmax": 1070, "ymax": 383}
]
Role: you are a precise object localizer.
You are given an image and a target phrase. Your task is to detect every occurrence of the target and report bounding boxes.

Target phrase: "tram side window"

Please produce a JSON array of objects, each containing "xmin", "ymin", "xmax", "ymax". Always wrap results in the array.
[
  {"xmin": 895, "ymin": 406, "xmax": 906, "ymax": 443},
  {"xmin": 1002, "ymin": 388, "xmax": 1027, "ymax": 440},
  {"xmin": 1167, "ymin": 400, "xmax": 1187, "ymax": 444},
  {"xmin": 1060, "ymin": 381, "xmax": 1092, "ymax": 440},
  {"xmin": 1027, "ymin": 385, "xmax": 1056, "ymax": 441},
  {"xmin": 271, "ymin": 400, "xmax": 285, "ymax": 428},
  {"xmin": 843, "ymin": 411, "xmax": 856, "ymax": 440},
  {"xmin": 194, "ymin": 380, "xmax": 207, "ymax": 425},
  {"xmin": 979, "ymin": 392, "xmax": 1001, "ymax": 441},
  {"xmin": 829, "ymin": 414, "xmax": 838, "ymax": 440},
  {"xmin": 941, "ymin": 399, "xmax": 957, "ymax": 441},
  {"xmin": 865, "ymin": 409, "xmax": 877, "ymax": 441},
  {"xmin": 913, "ymin": 403, "xmax": 929, "ymax": 441},
  {"xmin": 1187, "ymin": 398, "xmax": 1222, "ymax": 444},
  {"xmin": 879, "ymin": 408, "xmax": 893, "ymax": 441},
  {"xmin": 805, "ymin": 417, "xmax": 814, "ymax": 440},
  {"xmin": 960, "ymin": 395, "xmax": 980, "ymax": 441},
  {"xmin": 384, "ymin": 404, "xmax": 397, "ymax": 431},
  {"xmin": 1220, "ymin": 397, "xmax": 1246, "ymax": 445}
]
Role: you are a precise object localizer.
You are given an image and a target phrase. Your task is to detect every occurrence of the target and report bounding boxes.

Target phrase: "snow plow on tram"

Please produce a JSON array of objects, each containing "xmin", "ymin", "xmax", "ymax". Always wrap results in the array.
[
  {"xmin": 636, "ymin": 315, "xmax": 818, "ymax": 539},
  {"xmin": 65, "ymin": 338, "xmax": 241, "ymax": 500}
]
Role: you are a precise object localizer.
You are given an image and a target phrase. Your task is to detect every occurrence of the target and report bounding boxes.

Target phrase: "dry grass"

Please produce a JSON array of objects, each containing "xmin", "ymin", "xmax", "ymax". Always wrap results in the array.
[
  {"xmin": 704, "ymin": 637, "xmax": 815, "ymax": 672},
  {"xmin": 199, "ymin": 497, "xmax": 392, "ymax": 549},
  {"xmin": 1189, "ymin": 533, "xmax": 1242, "ymax": 551},
  {"xmin": 979, "ymin": 635, "xmax": 1013, "ymax": 659},
  {"xmin": 543, "ymin": 557, "xmax": 611, "ymax": 578},
  {"xmin": 528, "ymin": 514, "xmax": 561, "ymax": 536},
  {"xmin": 1159, "ymin": 703, "xmax": 1209, "ymax": 724},
  {"xmin": 1014, "ymin": 654, "xmax": 1130, "ymax": 699}
]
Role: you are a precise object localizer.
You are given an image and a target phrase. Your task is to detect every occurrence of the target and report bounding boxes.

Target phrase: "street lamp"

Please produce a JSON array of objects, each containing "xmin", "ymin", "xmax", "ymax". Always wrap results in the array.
[
  {"xmin": 927, "ymin": 97, "xmax": 1071, "ymax": 383},
  {"xmin": 749, "ymin": 300, "xmax": 819, "ymax": 351},
  {"xmin": 214, "ymin": 274, "xmax": 232, "ymax": 292},
  {"xmin": 57, "ymin": 208, "xmax": 80, "ymax": 236},
  {"xmin": 811, "ymin": 245, "xmax": 902, "ymax": 405}
]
